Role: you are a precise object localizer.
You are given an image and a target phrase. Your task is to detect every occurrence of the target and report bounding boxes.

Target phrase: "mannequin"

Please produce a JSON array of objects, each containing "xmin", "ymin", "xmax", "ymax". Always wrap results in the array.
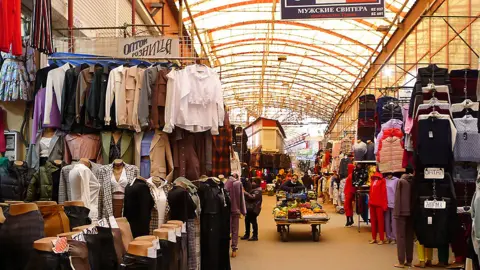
[
  {"xmin": 5, "ymin": 200, "xmax": 24, "ymax": 204},
  {"xmin": 117, "ymin": 217, "xmax": 134, "ymax": 251},
  {"xmin": 27, "ymin": 127, "xmax": 65, "ymax": 170},
  {"xmin": 39, "ymin": 128, "xmax": 55, "ymax": 166},
  {"xmin": 126, "ymin": 241, "xmax": 154, "ymax": 257},
  {"xmin": 154, "ymin": 228, "xmax": 172, "ymax": 270},
  {"xmin": 0, "ymin": 203, "xmax": 44, "ymax": 270},
  {"xmin": 153, "ymin": 228, "xmax": 169, "ymax": 240},
  {"xmin": 13, "ymin": 160, "xmax": 23, "ymax": 166},
  {"xmin": 167, "ymin": 220, "xmax": 183, "ymax": 227},
  {"xmin": 393, "ymin": 174, "xmax": 414, "ymax": 268},
  {"xmin": 64, "ymin": 201, "xmax": 85, "ymax": 207},
  {"xmin": 33, "ymin": 237, "xmax": 56, "ymax": 251},
  {"xmin": 69, "ymin": 159, "xmax": 100, "ymax": 221},
  {"xmin": 79, "ymin": 158, "xmax": 91, "ymax": 167},
  {"xmin": 135, "ymin": 235, "xmax": 156, "ymax": 242},
  {"xmin": 73, "ymin": 225, "xmax": 93, "ymax": 232},
  {"xmin": 352, "ymin": 140, "xmax": 367, "ymax": 161},
  {"xmin": 225, "ymin": 175, "xmax": 246, "ymax": 258},
  {"xmin": 365, "ymin": 140, "xmax": 375, "ymax": 161},
  {"xmin": 57, "ymin": 232, "xmax": 77, "ymax": 240},
  {"xmin": 384, "ymin": 173, "xmax": 399, "ymax": 244},
  {"xmin": 112, "ymin": 159, "xmax": 126, "ymax": 218},
  {"xmin": 0, "ymin": 207, "xmax": 5, "ymax": 224},
  {"xmin": 35, "ymin": 201, "xmax": 57, "ymax": 206},
  {"xmin": 369, "ymin": 172, "xmax": 387, "ymax": 245}
]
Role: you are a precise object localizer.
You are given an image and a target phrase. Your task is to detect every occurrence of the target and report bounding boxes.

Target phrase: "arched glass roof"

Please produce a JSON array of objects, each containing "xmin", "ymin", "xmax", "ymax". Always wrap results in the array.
[{"xmin": 178, "ymin": 0, "xmax": 417, "ymax": 125}]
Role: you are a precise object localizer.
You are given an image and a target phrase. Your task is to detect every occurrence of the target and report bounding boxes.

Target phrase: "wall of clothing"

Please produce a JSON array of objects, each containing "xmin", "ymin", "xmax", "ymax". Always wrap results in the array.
[{"xmin": 0, "ymin": 52, "xmax": 246, "ymax": 270}]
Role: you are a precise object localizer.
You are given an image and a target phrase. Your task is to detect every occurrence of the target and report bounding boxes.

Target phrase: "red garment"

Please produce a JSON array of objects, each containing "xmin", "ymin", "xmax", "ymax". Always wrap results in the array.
[
  {"xmin": 0, "ymin": 0, "xmax": 22, "ymax": 55},
  {"xmin": 369, "ymin": 172, "xmax": 388, "ymax": 210},
  {"xmin": 0, "ymin": 108, "xmax": 5, "ymax": 152},
  {"xmin": 370, "ymin": 205, "xmax": 385, "ymax": 241},
  {"xmin": 344, "ymin": 164, "xmax": 356, "ymax": 218},
  {"xmin": 345, "ymin": 192, "xmax": 355, "ymax": 217},
  {"xmin": 343, "ymin": 164, "xmax": 356, "ymax": 195}
]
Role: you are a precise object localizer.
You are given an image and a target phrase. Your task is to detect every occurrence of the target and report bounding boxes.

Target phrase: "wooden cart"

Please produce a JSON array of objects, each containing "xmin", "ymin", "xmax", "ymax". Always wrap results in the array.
[{"xmin": 275, "ymin": 218, "xmax": 329, "ymax": 242}]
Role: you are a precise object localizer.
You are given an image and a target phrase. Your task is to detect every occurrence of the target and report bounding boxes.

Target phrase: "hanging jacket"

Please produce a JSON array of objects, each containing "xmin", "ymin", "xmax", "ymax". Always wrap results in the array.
[
  {"xmin": 26, "ymin": 161, "xmax": 61, "ymax": 201},
  {"xmin": 0, "ymin": 161, "xmax": 34, "ymax": 201},
  {"xmin": 26, "ymin": 129, "xmax": 65, "ymax": 170},
  {"xmin": 99, "ymin": 130, "xmax": 135, "ymax": 165},
  {"xmin": 381, "ymin": 102, "xmax": 404, "ymax": 125},
  {"xmin": 369, "ymin": 172, "xmax": 388, "ymax": 210},
  {"xmin": 378, "ymin": 129, "xmax": 405, "ymax": 173}
]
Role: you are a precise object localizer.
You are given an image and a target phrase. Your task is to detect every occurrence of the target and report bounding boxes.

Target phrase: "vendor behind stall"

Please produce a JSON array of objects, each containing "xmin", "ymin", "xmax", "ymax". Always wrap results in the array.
[{"xmin": 280, "ymin": 174, "xmax": 305, "ymax": 193}]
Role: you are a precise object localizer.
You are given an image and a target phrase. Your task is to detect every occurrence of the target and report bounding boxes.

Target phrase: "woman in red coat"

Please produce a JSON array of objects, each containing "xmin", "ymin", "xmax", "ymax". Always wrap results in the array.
[
  {"xmin": 369, "ymin": 172, "xmax": 388, "ymax": 244},
  {"xmin": 344, "ymin": 164, "xmax": 356, "ymax": 226}
]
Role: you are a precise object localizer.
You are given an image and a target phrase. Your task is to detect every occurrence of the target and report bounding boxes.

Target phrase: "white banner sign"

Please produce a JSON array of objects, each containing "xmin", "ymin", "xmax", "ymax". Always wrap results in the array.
[
  {"xmin": 424, "ymin": 168, "xmax": 445, "ymax": 179},
  {"xmin": 118, "ymin": 37, "xmax": 179, "ymax": 58},
  {"xmin": 424, "ymin": 200, "xmax": 447, "ymax": 209}
]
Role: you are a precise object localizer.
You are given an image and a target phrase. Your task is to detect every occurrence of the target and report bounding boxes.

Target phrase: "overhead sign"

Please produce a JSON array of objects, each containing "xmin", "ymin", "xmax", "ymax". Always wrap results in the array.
[
  {"xmin": 118, "ymin": 37, "xmax": 179, "ymax": 58},
  {"xmin": 281, "ymin": 0, "xmax": 385, "ymax": 20}
]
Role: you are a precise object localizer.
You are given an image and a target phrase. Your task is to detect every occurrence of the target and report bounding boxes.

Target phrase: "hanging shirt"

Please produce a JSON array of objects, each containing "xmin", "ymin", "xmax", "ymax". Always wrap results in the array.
[
  {"xmin": 111, "ymin": 168, "xmax": 128, "ymax": 200},
  {"xmin": 69, "ymin": 164, "xmax": 100, "ymax": 222},
  {"xmin": 453, "ymin": 116, "xmax": 480, "ymax": 162},
  {"xmin": 44, "ymin": 63, "xmax": 73, "ymax": 124},
  {"xmin": 39, "ymin": 137, "xmax": 53, "ymax": 157},
  {"xmin": 140, "ymin": 131, "xmax": 155, "ymax": 157}
]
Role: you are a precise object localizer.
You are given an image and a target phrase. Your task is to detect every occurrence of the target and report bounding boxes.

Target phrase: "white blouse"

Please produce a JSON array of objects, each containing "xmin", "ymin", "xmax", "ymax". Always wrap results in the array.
[
  {"xmin": 111, "ymin": 168, "xmax": 128, "ymax": 199},
  {"xmin": 39, "ymin": 137, "xmax": 53, "ymax": 157},
  {"xmin": 69, "ymin": 164, "xmax": 100, "ymax": 221},
  {"xmin": 146, "ymin": 178, "xmax": 168, "ymax": 227}
]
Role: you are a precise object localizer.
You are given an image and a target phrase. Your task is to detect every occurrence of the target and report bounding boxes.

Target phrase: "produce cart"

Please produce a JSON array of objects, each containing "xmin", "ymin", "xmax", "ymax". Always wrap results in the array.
[
  {"xmin": 274, "ymin": 217, "xmax": 329, "ymax": 242},
  {"xmin": 273, "ymin": 192, "xmax": 329, "ymax": 242}
]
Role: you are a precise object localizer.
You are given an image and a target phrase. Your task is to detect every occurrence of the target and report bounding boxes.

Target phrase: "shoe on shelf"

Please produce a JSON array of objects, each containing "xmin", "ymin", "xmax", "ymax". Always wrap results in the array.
[
  {"xmin": 248, "ymin": 236, "xmax": 258, "ymax": 241},
  {"xmin": 240, "ymin": 235, "xmax": 250, "ymax": 240},
  {"xmin": 414, "ymin": 261, "xmax": 426, "ymax": 268},
  {"xmin": 369, "ymin": 240, "xmax": 377, "ymax": 244},
  {"xmin": 393, "ymin": 263, "xmax": 405, "ymax": 268},
  {"xmin": 446, "ymin": 262, "xmax": 465, "ymax": 269}
]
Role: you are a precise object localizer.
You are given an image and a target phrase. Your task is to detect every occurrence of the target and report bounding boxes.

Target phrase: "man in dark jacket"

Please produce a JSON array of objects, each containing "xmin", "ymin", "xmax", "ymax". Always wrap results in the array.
[
  {"xmin": 241, "ymin": 177, "xmax": 263, "ymax": 241},
  {"xmin": 302, "ymin": 173, "xmax": 314, "ymax": 190},
  {"xmin": 280, "ymin": 174, "xmax": 305, "ymax": 193}
]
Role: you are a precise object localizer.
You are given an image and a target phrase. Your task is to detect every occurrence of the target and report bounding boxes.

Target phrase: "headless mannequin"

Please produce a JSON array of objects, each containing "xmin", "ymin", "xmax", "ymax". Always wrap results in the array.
[
  {"xmin": 167, "ymin": 220, "xmax": 183, "ymax": 227},
  {"xmin": 5, "ymin": 200, "xmax": 24, "ymax": 205},
  {"xmin": 154, "ymin": 229, "xmax": 169, "ymax": 240},
  {"xmin": 42, "ymin": 128, "xmax": 55, "ymax": 139},
  {"xmin": 35, "ymin": 201, "xmax": 57, "ymax": 206},
  {"xmin": 113, "ymin": 159, "xmax": 124, "ymax": 181},
  {"xmin": 33, "ymin": 237, "xmax": 56, "ymax": 252},
  {"xmin": 0, "ymin": 207, "xmax": 5, "ymax": 223},
  {"xmin": 160, "ymin": 224, "xmax": 178, "ymax": 230},
  {"xmin": 14, "ymin": 160, "xmax": 24, "ymax": 166},
  {"xmin": 79, "ymin": 158, "xmax": 91, "ymax": 168},
  {"xmin": 57, "ymin": 232, "xmax": 77, "ymax": 240},
  {"xmin": 73, "ymin": 225, "xmax": 93, "ymax": 232},
  {"xmin": 64, "ymin": 201, "xmax": 85, "ymax": 207},
  {"xmin": 112, "ymin": 159, "xmax": 125, "ymax": 218},
  {"xmin": 9, "ymin": 203, "xmax": 39, "ymax": 216},
  {"xmin": 127, "ymin": 241, "xmax": 153, "ymax": 257},
  {"xmin": 135, "ymin": 235, "xmax": 156, "ymax": 242}
]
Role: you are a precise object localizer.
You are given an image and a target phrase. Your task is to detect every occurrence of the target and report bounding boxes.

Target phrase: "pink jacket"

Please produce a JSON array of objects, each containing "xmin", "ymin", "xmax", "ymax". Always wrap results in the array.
[{"xmin": 378, "ymin": 136, "xmax": 405, "ymax": 173}]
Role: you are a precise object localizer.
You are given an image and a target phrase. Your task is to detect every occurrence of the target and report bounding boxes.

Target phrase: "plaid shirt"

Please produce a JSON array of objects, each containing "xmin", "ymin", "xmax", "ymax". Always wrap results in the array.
[
  {"xmin": 211, "ymin": 126, "xmax": 232, "ymax": 177},
  {"xmin": 58, "ymin": 161, "xmax": 101, "ymax": 203},
  {"xmin": 97, "ymin": 163, "xmax": 139, "ymax": 219}
]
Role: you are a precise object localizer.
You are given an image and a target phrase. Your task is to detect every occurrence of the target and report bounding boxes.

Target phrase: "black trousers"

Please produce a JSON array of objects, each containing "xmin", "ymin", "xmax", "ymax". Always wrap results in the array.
[{"xmin": 245, "ymin": 212, "xmax": 258, "ymax": 237}]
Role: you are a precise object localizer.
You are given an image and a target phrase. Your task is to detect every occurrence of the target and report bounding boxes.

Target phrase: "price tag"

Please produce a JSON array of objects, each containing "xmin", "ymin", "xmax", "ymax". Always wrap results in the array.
[
  {"xmin": 82, "ymin": 225, "xmax": 98, "ymax": 235},
  {"xmin": 72, "ymin": 232, "xmax": 86, "ymax": 242},
  {"xmin": 182, "ymin": 223, "xmax": 186, "ymax": 233},
  {"xmin": 424, "ymin": 200, "xmax": 447, "ymax": 209},
  {"xmin": 98, "ymin": 218, "xmax": 109, "ymax": 228},
  {"xmin": 147, "ymin": 247, "xmax": 156, "ymax": 258},
  {"xmin": 175, "ymin": 227, "xmax": 181, "ymax": 237},
  {"xmin": 424, "ymin": 168, "xmax": 444, "ymax": 179},
  {"xmin": 109, "ymin": 216, "xmax": 119, "ymax": 229},
  {"xmin": 427, "ymin": 217, "xmax": 432, "ymax": 225},
  {"xmin": 168, "ymin": 230, "xmax": 176, "ymax": 243}
]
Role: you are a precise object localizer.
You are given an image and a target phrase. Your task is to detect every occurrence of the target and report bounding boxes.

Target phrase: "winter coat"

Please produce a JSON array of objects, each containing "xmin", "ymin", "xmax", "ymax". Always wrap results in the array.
[
  {"xmin": 26, "ymin": 161, "xmax": 61, "ymax": 201},
  {"xmin": 244, "ymin": 187, "xmax": 262, "ymax": 215},
  {"xmin": 378, "ymin": 129, "xmax": 405, "ymax": 173},
  {"xmin": 0, "ymin": 161, "xmax": 34, "ymax": 201}
]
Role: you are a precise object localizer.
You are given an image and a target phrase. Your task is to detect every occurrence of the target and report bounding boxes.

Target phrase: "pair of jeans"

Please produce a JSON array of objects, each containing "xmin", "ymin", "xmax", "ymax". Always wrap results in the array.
[
  {"xmin": 120, "ymin": 253, "xmax": 156, "ymax": 270},
  {"xmin": 84, "ymin": 226, "xmax": 118, "ymax": 270},
  {"xmin": 24, "ymin": 250, "xmax": 73, "ymax": 270},
  {"xmin": 384, "ymin": 208, "xmax": 396, "ymax": 240},
  {"xmin": 245, "ymin": 212, "xmax": 258, "ymax": 237}
]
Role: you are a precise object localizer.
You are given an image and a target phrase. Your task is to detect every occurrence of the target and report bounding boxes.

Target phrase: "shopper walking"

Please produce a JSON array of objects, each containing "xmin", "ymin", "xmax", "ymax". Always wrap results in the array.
[
  {"xmin": 241, "ymin": 177, "xmax": 263, "ymax": 241},
  {"xmin": 225, "ymin": 175, "xmax": 246, "ymax": 258}
]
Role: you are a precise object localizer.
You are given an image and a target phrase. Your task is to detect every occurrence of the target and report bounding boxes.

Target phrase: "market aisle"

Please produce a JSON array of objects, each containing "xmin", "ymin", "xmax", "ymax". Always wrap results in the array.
[{"xmin": 231, "ymin": 195, "xmax": 400, "ymax": 270}]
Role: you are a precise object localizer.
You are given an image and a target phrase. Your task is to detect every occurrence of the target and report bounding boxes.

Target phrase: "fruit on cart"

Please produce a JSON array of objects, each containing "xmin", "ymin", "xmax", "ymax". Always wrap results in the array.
[
  {"xmin": 313, "ymin": 208, "xmax": 324, "ymax": 213},
  {"xmin": 300, "ymin": 207, "xmax": 314, "ymax": 216}
]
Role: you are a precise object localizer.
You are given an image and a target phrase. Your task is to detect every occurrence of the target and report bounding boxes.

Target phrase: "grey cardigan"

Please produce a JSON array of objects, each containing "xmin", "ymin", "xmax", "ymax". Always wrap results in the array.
[{"xmin": 26, "ymin": 130, "xmax": 65, "ymax": 170}]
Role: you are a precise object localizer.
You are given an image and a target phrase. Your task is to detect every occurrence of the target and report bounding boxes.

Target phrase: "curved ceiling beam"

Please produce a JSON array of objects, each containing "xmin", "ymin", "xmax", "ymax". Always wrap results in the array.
[
  {"xmin": 215, "ymin": 51, "xmax": 357, "ymax": 78},
  {"xmin": 222, "ymin": 78, "xmax": 342, "ymax": 102},
  {"xmin": 223, "ymin": 86, "xmax": 340, "ymax": 102},
  {"xmin": 217, "ymin": 60, "xmax": 351, "ymax": 90},
  {"xmin": 207, "ymin": 20, "xmax": 376, "ymax": 53},
  {"xmin": 221, "ymin": 69, "xmax": 349, "ymax": 92},
  {"xmin": 211, "ymin": 38, "xmax": 364, "ymax": 68},
  {"xmin": 183, "ymin": 0, "xmax": 397, "ymax": 35},
  {"xmin": 226, "ymin": 100, "xmax": 333, "ymax": 119},
  {"xmin": 221, "ymin": 72, "xmax": 346, "ymax": 96}
]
